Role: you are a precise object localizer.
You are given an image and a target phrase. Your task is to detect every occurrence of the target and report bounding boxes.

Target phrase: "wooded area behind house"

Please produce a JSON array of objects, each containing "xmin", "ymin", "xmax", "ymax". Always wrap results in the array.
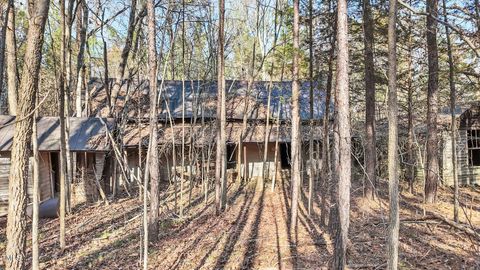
[{"xmin": 0, "ymin": 0, "xmax": 479, "ymax": 269}]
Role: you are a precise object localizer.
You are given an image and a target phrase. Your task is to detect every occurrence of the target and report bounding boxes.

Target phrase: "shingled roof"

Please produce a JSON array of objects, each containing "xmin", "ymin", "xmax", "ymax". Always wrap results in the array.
[
  {"xmin": 88, "ymin": 79, "xmax": 329, "ymax": 121},
  {"xmin": 0, "ymin": 116, "xmax": 115, "ymax": 152}
]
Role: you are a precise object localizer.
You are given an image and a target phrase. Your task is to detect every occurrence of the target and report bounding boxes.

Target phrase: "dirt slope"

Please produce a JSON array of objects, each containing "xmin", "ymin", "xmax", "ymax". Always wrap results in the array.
[{"xmin": 0, "ymin": 174, "xmax": 479, "ymax": 269}]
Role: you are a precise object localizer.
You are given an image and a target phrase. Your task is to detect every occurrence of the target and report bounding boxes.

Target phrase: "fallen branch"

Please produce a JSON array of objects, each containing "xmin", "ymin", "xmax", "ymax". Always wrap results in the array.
[
  {"xmin": 427, "ymin": 211, "xmax": 480, "ymax": 241},
  {"xmin": 372, "ymin": 215, "xmax": 479, "ymax": 241}
]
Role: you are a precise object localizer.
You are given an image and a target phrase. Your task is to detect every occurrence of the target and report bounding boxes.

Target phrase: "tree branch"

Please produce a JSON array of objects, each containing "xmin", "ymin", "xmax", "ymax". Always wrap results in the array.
[{"xmin": 398, "ymin": 0, "xmax": 479, "ymax": 58}]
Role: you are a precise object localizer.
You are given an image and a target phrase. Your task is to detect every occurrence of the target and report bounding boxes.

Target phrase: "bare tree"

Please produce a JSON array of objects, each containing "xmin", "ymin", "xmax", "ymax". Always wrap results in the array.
[
  {"xmin": 387, "ymin": 0, "xmax": 399, "ymax": 267},
  {"xmin": 215, "ymin": 0, "xmax": 226, "ymax": 214},
  {"xmin": 333, "ymin": 0, "xmax": 351, "ymax": 266},
  {"xmin": 0, "ymin": 2, "xmax": 6, "ymax": 109},
  {"xmin": 110, "ymin": 0, "xmax": 137, "ymax": 111},
  {"xmin": 180, "ymin": 0, "xmax": 186, "ymax": 217},
  {"xmin": 323, "ymin": 2, "xmax": 336, "ymax": 227},
  {"xmin": 75, "ymin": 0, "xmax": 88, "ymax": 116},
  {"xmin": 146, "ymin": 0, "xmax": 160, "ymax": 242},
  {"xmin": 5, "ymin": 0, "xmax": 17, "ymax": 115},
  {"xmin": 290, "ymin": 0, "xmax": 301, "ymax": 230},
  {"xmin": 32, "ymin": 98, "xmax": 40, "ymax": 270},
  {"xmin": 5, "ymin": 0, "xmax": 50, "ymax": 268},
  {"xmin": 59, "ymin": 0, "xmax": 69, "ymax": 251},
  {"xmin": 442, "ymin": 0, "xmax": 459, "ymax": 222},
  {"xmin": 406, "ymin": 3, "xmax": 415, "ymax": 194},
  {"xmin": 363, "ymin": 0, "xmax": 376, "ymax": 200},
  {"xmin": 425, "ymin": 0, "xmax": 439, "ymax": 203},
  {"xmin": 307, "ymin": 0, "xmax": 315, "ymax": 216}
]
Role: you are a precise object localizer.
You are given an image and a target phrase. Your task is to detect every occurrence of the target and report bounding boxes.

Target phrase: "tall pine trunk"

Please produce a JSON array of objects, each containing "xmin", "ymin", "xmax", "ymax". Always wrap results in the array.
[
  {"xmin": 406, "ymin": 7, "xmax": 415, "ymax": 193},
  {"xmin": 333, "ymin": 0, "xmax": 351, "ymax": 267},
  {"xmin": 5, "ymin": 0, "xmax": 50, "ymax": 268},
  {"xmin": 146, "ymin": 0, "xmax": 160, "ymax": 242},
  {"xmin": 75, "ymin": 0, "xmax": 88, "ymax": 116},
  {"xmin": 442, "ymin": 0, "xmax": 459, "ymax": 222},
  {"xmin": 110, "ymin": 0, "xmax": 137, "ymax": 111},
  {"xmin": 425, "ymin": 0, "xmax": 439, "ymax": 204},
  {"xmin": 307, "ymin": 0, "xmax": 315, "ymax": 216},
  {"xmin": 387, "ymin": 0, "xmax": 399, "ymax": 267},
  {"xmin": 215, "ymin": 0, "xmax": 226, "ymax": 214},
  {"xmin": 5, "ymin": 0, "xmax": 17, "ymax": 115},
  {"xmin": 0, "ymin": 2, "xmax": 6, "ymax": 109},
  {"xmin": 363, "ymin": 0, "xmax": 376, "ymax": 200},
  {"xmin": 324, "ymin": 3, "xmax": 336, "ymax": 228},
  {"xmin": 59, "ymin": 0, "xmax": 69, "ymax": 251},
  {"xmin": 290, "ymin": 0, "xmax": 301, "ymax": 230},
  {"xmin": 32, "ymin": 100, "xmax": 40, "ymax": 270}
]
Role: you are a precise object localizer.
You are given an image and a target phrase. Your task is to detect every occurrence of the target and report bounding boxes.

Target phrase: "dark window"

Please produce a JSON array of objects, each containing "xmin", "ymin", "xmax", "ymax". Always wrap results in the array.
[
  {"xmin": 280, "ymin": 143, "xmax": 291, "ymax": 169},
  {"xmin": 467, "ymin": 130, "xmax": 480, "ymax": 166},
  {"xmin": 226, "ymin": 143, "xmax": 236, "ymax": 169}
]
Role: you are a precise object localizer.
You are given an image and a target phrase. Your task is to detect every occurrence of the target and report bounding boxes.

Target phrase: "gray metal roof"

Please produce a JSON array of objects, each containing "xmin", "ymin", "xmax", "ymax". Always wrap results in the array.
[
  {"xmin": 0, "ymin": 116, "xmax": 114, "ymax": 152},
  {"xmin": 90, "ymin": 79, "xmax": 330, "ymax": 121}
]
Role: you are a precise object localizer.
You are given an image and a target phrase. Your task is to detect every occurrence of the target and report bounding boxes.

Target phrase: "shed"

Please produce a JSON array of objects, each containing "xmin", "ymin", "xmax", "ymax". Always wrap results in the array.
[
  {"xmin": 0, "ymin": 116, "xmax": 114, "ymax": 216},
  {"xmin": 442, "ymin": 104, "xmax": 480, "ymax": 186}
]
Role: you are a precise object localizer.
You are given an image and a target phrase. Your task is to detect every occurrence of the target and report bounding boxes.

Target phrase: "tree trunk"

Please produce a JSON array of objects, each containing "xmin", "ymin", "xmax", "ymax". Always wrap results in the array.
[
  {"xmin": 180, "ymin": 0, "xmax": 186, "ymax": 216},
  {"xmin": 110, "ymin": 0, "xmax": 137, "ymax": 111},
  {"xmin": 442, "ymin": 0, "xmax": 459, "ymax": 222},
  {"xmin": 307, "ymin": 0, "xmax": 315, "ymax": 216},
  {"xmin": 0, "ymin": 2, "xmax": 6, "ymax": 111},
  {"xmin": 387, "ymin": 0, "xmax": 399, "ymax": 267},
  {"xmin": 32, "ymin": 101, "xmax": 40, "ymax": 270},
  {"xmin": 263, "ymin": 0, "xmax": 281, "ymax": 189},
  {"xmin": 332, "ymin": 0, "xmax": 351, "ymax": 267},
  {"xmin": 425, "ymin": 0, "xmax": 439, "ymax": 204},
  {"xmin": 101, "ymin": 13, "xmax": 110, "ymax": 115},
  {"xmin": 290, "ymin": 0, "xmax": 301, "ymax": 230},
  {"xmin": 363, "ymin": 0, "xmax": 376, "ymax": 200},
  {"xmin": 406, "ymin": 7, "xmax": 415, "ymax": 194},
  {"xmin": 5, "ymin": 0, "xmax": 50, "ymax": 268},
  {"xmin": 323, "ymin": 5, "xmax": 336, "ymax": 228},
  {"xmin": 215, "ymin": 0, "xmax": 226, "ymax": 215},
  {"xmin": 75, "ymin": 0, "xmax": 88, "ymax": 116},
  {"xmin": 59, "ymin": 0, "xmax": 69, "ymax": 251},
  {"xmin": 5, "ymin": 0, "xmax": 17, "ymax": 115},
  {"xmin": 146, "ymin": 0, "xmax": 160, "ymax": 242}
]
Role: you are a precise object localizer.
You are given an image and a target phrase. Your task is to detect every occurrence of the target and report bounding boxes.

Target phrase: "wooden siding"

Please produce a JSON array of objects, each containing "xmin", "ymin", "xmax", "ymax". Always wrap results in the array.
[
  {"xmin": 0, "ymin": 152, "xmax": 54, "ymax": 216},
  {"xmin": 442, "ymin": 130, "xmax": 480, "ymax": 186}
]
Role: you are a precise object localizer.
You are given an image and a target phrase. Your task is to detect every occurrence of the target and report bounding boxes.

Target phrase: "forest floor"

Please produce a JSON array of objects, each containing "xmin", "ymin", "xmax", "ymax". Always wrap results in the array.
[{"xmin": 0, "ymin": 170, "xmax": 479, "ymax": 269}]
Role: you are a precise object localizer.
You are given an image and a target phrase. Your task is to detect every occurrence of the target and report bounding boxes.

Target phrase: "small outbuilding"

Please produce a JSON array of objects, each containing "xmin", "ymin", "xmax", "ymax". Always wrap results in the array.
[
  {"xmin": 0, "ymin": 116, "xmax": 114, "ymax": 216},
  {"xmin": 442, "ymin": 104, "xmax": 480, "ymax": 186}
]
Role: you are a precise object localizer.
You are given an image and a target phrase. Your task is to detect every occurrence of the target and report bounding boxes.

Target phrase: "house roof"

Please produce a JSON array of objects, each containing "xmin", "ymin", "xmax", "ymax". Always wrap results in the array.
[
  {"xmin": 89, "ymin": 79, "xmax": 330, "ymax": 121},
  {"xmin": 459, "ymin": 103, "xmax": 480, "ymax": 129},
  {"xmin": 0, "ymin": 116, "xmax": 115, "ymax": 152},
  {"xmin": 122, "ymin": 122, "xmax": 324, "ymax": 147}
]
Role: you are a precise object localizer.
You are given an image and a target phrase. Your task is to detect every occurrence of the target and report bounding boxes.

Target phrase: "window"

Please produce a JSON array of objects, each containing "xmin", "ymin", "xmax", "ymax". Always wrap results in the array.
[{"xmin": 467, "ymin": 130, "xmax": 480, "ymax": 166}]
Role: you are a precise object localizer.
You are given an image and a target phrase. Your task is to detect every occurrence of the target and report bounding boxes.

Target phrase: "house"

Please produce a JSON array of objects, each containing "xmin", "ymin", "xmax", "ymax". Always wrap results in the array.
[
  {"xmin": 0, "ymin": 116, "xmax": 114, "ymax": 216},
  {"xmin": 88, "ymin": 79, "xmax": 329, "ymax": 182}
]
